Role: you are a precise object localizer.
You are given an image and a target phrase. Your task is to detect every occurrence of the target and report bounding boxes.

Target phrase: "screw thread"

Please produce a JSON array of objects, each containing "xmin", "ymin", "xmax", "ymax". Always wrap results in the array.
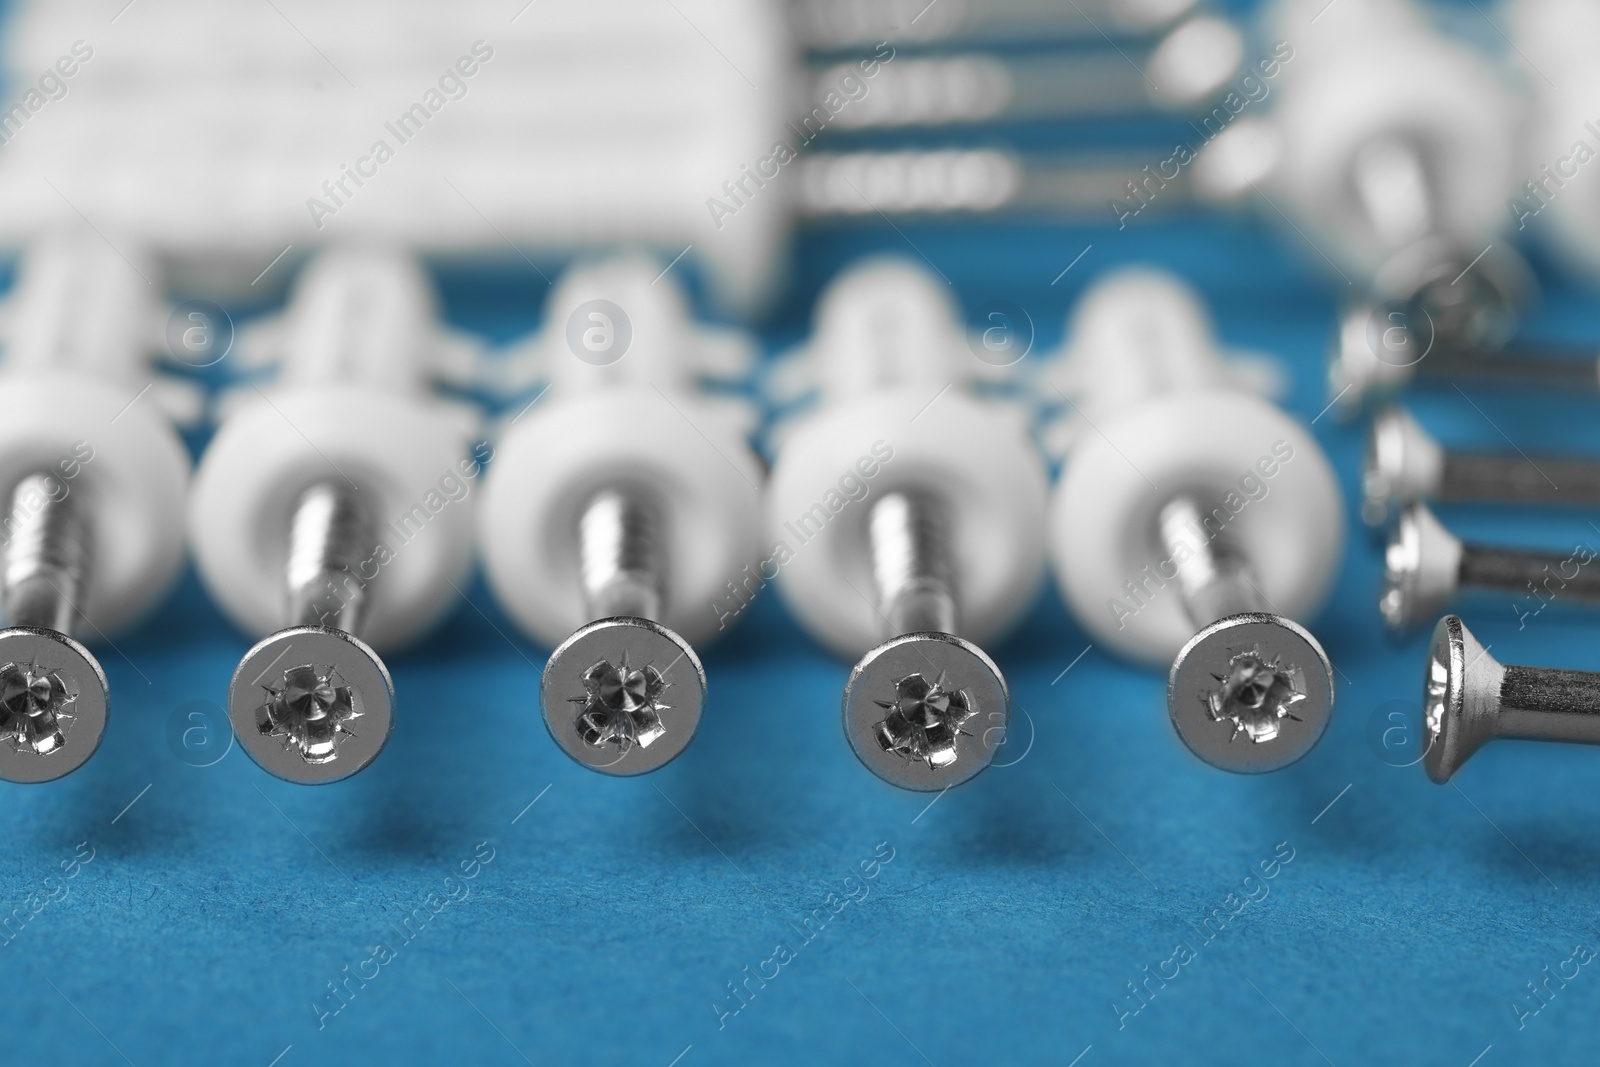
[
  {"xmin": 1458, "ymin": 542, "xmax": 1600, "ymax": 601},
  {"xmin": 578, "ymin": 489, "xmax": 664, "ymax": 622},
  {"xmin": 1439, "ymin": 453, "xmax": 1600, "ymax": 508},
  {"xmin": 1157, "ymin": 493, "xmax": 1267, "ymax": 628},
  {"xmin": 868, "ymin": 489, "xmax": 956, "ymax": 637},
  {"xmin": 2, "ymin": 471, "xmax": 91, "ymax": 635},
  {"xmin": 285, "ymin": 481, "xmax": 376, "ymax": 634},
  {"xmin": 1415, "ymin": 347, "xmax": 1600, "ymax": 392}
]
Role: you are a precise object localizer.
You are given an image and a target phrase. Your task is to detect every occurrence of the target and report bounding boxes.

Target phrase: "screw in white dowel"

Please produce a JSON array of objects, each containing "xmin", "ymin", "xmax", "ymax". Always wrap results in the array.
[
  {"xmin": 191, "ymin": 246, "xmax": 483, "ymax": 783},
  {"xmin": 0, "ymin": 231, "xmax": 192, "ymax": 782},
  {"xmin": 765, "ymin": 256, "xmax": 1049, "ymax": 790},
  {"xmin": 1193, "ymin": 0, "xmax": 1531, "ymax": 415},
  {"xmin": 1042, "ymin": 268, "xmax": 1342, "ymax": 772},
  {"xmin": 477, "ymin": 255, "xmax": 764, "ymax": 776}
]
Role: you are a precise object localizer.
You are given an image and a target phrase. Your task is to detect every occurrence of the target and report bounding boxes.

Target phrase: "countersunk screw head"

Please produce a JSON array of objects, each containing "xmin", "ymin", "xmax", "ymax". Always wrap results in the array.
[
  {"xmin": 541, "ymin": 616, "xmax": 704, "ymax": 776},
  {"xmin": 1362, "ymin": 405, "xmax": 1445, "ymax": 527},
  {"xmin": 1327, "ymin": 303, "xmax": 1422, "ymax": 421},
  {"xmin": 229, "ymin": 626, "xmax": 394, "ymax": 784},
  {"xmin": 1168, "ymin": 613, "xmax": 1334, "ymax": 773},
  {"xmin": 1381, "ymin": 503, "xmax": 1461, "ymax": 633},
  {"xmin": 844, "ymin": 631, "xmax": 1007, "ymax": 792},
  {"xmin": 1420, "ymin": 614, "xmax": 1498, "ymax": 785},
  {"xmin": 0, "ymin": 627, "xmax": 107, "ymax": 783}
]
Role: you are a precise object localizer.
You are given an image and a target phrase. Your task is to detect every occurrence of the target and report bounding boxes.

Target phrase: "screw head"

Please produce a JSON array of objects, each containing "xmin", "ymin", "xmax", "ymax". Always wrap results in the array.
[
  {"xmin": 228, "ymin": 626, "xmax": 394, "ymax": 784},
  {"xmin": 1381, "ymin": 503, "xmax": 1462, "ymax": 633},
  {"xmin": 843, "ymin": 632, "xmax": 1008, "ymax": 792},
  {"xmin": 0, "ymin": 627, "xmax": 108, "ymax": 783},
  {"xmin": 1421, "ymin": 614, "xmax": 1500, "ymax": 784},
  {"xmin": 541, "ymin": 616, "xmax": 705, "ymax": 776},
  {"xmin": 1376, "ymin": 237, "xmax": 1526, "ymax": 354},
  {"xmin": 1168, "ymin": 613, "xmax": 1334, "ymax": 773},
  {"xmin": 1327, "ymin": 303, "xmax": 1422, "ymax": 422},
  {"xmin": 1362, "ymin": 405, "xmax": 1443, "ymax": 527}
]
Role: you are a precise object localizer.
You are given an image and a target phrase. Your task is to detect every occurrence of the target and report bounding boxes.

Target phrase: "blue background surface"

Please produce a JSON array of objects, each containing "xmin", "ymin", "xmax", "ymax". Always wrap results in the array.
[{"xmin": 6, "ymin": 2, "xmax": 1600, "ymax": 1065}]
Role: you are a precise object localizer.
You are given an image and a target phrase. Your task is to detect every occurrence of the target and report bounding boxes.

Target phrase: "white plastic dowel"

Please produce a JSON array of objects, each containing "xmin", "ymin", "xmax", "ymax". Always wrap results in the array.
[
  {"xmin": 0, "ymin": 231, "xmax": 189, "ymax": 635},
  {"xmin": 765, "ymin": 256, "xmax": 1049, "ymax": 659},
  {"xmin": 1197, "ymin": 0, "xmax": 1519, "ymax": 281},
  {"xmin": 187, "ymin": 246, "xmax": 480, "ymax": 652},
  {"xmin": 1508, "ymin": 0, "xmax": 1600, "ymax": 279},
  {"xmin": 1044, "ymin": 268, "xmax": 1344, "ymax": 667},
  {"xmin": 477, "ymin": 256, "xmax": 765, "ymax": 649}
]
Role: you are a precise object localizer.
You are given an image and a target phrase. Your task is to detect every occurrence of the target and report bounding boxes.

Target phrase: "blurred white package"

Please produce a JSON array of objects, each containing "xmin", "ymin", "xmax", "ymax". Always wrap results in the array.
[{"xmin": 0, "ymin": 0, "xmax": 794, "ymax": 310}]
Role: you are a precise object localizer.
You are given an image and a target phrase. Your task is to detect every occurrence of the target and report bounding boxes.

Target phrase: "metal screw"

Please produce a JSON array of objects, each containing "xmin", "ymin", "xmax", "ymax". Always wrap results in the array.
[
  {"xmin": 540, "ymin": 488, "xmax": 705, "ymax": 776},
  {"xmin": 228, "ymin": 480, "xmax": 394, "ymax": 784},
  {"xmin": 842, "ymin": 489, "xmax": 1008, "ymax": 791},
  {"xmin": 1328, "ymin": 303, "xmax": 1599, "ymax": 418},
  {"xmin": 1422, "ymin": 613, "xmax": 1600, "ymax": 783},
  {"xmin": 1363, "ymin": 406, "xmax": 1600, "ymax": 526},
  {"xmin": 1161, "ymin": 494, "xmax": 1334, "ymax": 773},
  {"xmin": 1383, "ymin": 502, "xmax": 1600, "ymax": 632},
  {"xmin": 0, "ymin": 472, "xmax": 108, "ymax": 783}
]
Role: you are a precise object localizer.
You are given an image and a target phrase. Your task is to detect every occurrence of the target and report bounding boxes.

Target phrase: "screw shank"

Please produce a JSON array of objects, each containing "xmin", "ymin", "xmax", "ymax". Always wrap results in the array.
[
  {"xmin": 1457, "ymin": 543, "xmax": 1600, "ymax": 601},
  {"xmin": 868, "ymin": 490, "xmax": 956, "ymax": 636},
  {"xmin": 1497, "ymin": 664, "xmax": 1600, "ymax": 744},
  {"xmin": 1157, "ymin": 494, "xmax": 1268, "ymax": 628},
  {"xmin": 285, "ymin": 481, "xmax": 376, "ymax": 634},
  {"xmin": 1439, "ymin": 453, "xmax": 1600, "ymax": 507},
  {"xmin": 2, "ymin": 471, "xmax": 91, "ymax": 635},
  {"xmin": 578, "ymin": 489, "xmax": 665, "ymax": 622},
  {"xmin": 1416, "ymin": 348, "xmax": 1600, "ymax": 392}
]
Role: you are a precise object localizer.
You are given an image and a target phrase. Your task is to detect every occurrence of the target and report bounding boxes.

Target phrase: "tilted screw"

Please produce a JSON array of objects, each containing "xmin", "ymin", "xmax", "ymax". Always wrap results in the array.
[
  {"xmin": 1346, "ymin": 135, "xmax": 1525, "ymax": 339},
  {"xmin": 1363, "ymin": 406, "xmax": 1600, "ymax": 525},
  {"xmin": 1322, "ymin": 132, "xmax": 1532, "ymax": 420},
  {"xmin": 541, "ymin": 488, "xmax": 705, "ymax": 776},
  {"xmin": 228, "ymin": 481, "xmax": 394, "ymax": 784},
  {"xmin": 0, "ymin": 472, "xmax": 108, "ymax": 783},
  {"xmin": 1421, "ymin": 614, "xmax": 1600, "ymax": 783},
  {"xmin": 1382, "ymin": 503, "xmax": 1600, "ymax": 632},
  {"xmin": 1161, "ymin": 494, "xmax": 1334, "ymax": 773},
  {"xmin": 842, "ymin": 489, "xmax": 1008, "ymax": 791}
]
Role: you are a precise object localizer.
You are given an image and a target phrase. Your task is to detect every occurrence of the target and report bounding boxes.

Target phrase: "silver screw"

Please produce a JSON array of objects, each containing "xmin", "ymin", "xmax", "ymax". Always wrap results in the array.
[
  {"xmin": 1363, "ymin": 406, "xmax": 1600, "ymax": 526},
  {"xmin": 1328, "ymin": 302, "xmax": 1599, "ymax": 418},
  {"xmin": 0, "ymin": 472, "xmax": 108, "ymax": 783},
  {"xmin": 1383, "ymin": 502, "xmax": 1600, "ymax": 632},
  {"xmin": 843, "ymin": 489, "xmax": 1008, "ymax": 791},
  {"xmin": 1161, "ymin": 494, "xmax": 1334, "ymax": 773},
  {"xmin": 228, "ymin": 480, "xmax": 393, "ymax": 784},
  {"xmin": 1422, "ymin": 614, "xmax": 1600, "ymax": 783},
  {"xmin": 540, "ymin": 488, "xmax": 705, "ymax": 776}
]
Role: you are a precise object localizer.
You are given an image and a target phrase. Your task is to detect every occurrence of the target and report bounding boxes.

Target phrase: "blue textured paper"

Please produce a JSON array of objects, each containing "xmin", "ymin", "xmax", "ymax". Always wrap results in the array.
[{"xmin": 8, "ymin": 4, "xmax": 1600, "ymax": 1065}]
